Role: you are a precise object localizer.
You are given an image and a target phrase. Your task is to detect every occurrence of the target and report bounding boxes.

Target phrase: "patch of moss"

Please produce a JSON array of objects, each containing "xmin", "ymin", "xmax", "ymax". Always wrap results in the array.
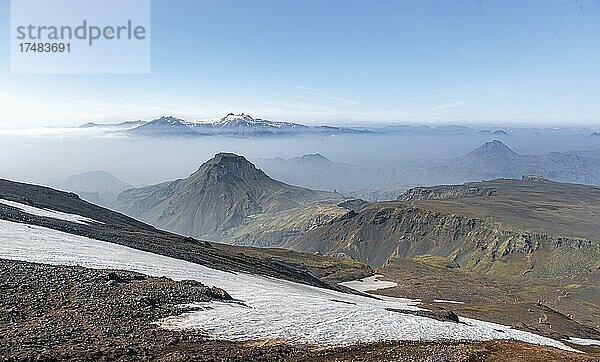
[
  {"xmin": 485, "ymin": 256, "xmax": 529, "ymax": 276},
  {"xmin": 412, "ymin": 254, "xmax": 460, "ymax": 269}
]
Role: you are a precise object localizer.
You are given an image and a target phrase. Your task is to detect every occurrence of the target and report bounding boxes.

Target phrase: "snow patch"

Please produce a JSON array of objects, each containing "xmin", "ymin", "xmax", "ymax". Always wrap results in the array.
[
  {"xmin": 566, "ymin": 337, "xmax": 600, "ymax": 346},
  {"xmin": 0, "ymin": 199, "xmax": 103, "ymax": 225},
  {"xmin": 339, "ymin": 274, "xmax": 398, "ymax": 292},
  {"xmin": 0, "ymin": 219, "xmax": 579, "ymax": 352},
  {"xmin": 433, "ymin": 299, "xmax": 465, "ymax": 305}
]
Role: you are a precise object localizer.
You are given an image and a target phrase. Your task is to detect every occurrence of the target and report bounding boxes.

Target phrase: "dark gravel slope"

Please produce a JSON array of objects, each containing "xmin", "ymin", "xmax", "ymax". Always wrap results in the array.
[{"xmin": 0, "ymin": 178, "xmax": 354, "ymax": 289}]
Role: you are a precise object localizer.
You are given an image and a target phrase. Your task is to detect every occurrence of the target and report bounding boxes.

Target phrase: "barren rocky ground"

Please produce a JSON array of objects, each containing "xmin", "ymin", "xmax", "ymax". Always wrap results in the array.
[
  {"xmin": 1, "ymin": 259, "xmax": 597, "ymax": 361},
  {"xmin": 373, "ymin": 258, "xmax": 600, "ymax": 359}
]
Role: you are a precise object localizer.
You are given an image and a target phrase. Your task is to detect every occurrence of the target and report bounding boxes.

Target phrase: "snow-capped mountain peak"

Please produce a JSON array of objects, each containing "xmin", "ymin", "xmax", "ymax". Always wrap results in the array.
[
  {"xmin": 206, "ymin": 113, "xmax": 302, "ymax": 129},
  {"xmin": 119, "ymin": 113, "xmax": 365, "ymax": 137},
  {"xmin": 154, "ymin": 116, "xmax": 190, "ymax": 126},
  {"xmin": 213, "ymin": 113, "xmax": 260, "ymax": 127}
]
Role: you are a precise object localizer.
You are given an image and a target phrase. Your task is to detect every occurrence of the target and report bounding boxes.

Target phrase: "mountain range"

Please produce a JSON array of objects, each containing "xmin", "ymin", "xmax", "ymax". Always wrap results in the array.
[
  {"xmin": 90, "ymin": 113, "xmax": 370, "ymax": 137},
  {"xmin": 57, "ymin": 114, "xmax": 600, "ymax": 140},
  {"xmin": 79, "ymin": 120, "xmax": 146, "ymax": 129},
  {"xmin": 255, "ymin": 140, "xmax": 600, "ymax": 198},
  {"xmin": 452, "ymin": 140, "xmax": 600, "ymax": 184}
]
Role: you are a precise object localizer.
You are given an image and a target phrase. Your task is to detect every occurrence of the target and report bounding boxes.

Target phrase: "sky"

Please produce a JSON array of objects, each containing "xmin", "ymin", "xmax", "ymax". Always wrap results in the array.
[{"xmin": 1, "ymin": 0, "xmax": 600, "ymax": 128}]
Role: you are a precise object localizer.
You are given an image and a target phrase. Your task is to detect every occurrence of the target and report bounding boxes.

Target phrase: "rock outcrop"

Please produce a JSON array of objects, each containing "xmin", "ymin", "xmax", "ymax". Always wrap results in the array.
[{"xmin": 399, "ymin": 184, "xmax": 497, "ymax": 201}]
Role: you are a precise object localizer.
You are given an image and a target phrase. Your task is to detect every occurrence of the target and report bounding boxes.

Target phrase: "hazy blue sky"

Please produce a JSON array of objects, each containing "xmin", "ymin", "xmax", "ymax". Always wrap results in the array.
[{"xmin": 1, "ymin": 0, "xmax": 600, "ymax": 128}]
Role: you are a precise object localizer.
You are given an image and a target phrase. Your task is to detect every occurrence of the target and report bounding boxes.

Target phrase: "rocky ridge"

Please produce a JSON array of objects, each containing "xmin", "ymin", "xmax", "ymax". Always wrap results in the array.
[{"xmin": 288, "ymin": 202, "xmax": 599, "ymax": 277}]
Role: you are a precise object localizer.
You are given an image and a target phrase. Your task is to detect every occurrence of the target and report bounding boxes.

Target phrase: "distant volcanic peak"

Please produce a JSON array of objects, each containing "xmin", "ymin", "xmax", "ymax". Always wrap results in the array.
[
  {"xmin": 128, "ymin": 116, "xmax": 196, "ymax": 135},
  {"xmin": 299, "ymin": 153, "xmax": 329, "ymax": 161},
  {"xmin": 492, "ymin": 129, "xmax": 509, "ymax": 136},
  {"xmin": 74, "ymin": 170, "xmax": 115, "ymax": 178},
  {"xmin": 137, "ymin": 116, "xmax": 196, "ymax": 130},
  {"xmin": 215, "ymin": 113, "xmax": 258, "ymax": 126},
  {"xmin": 58, "ymin": 170, "xmax": 131, "ymax": 192},
  {"xmin": 155, "ymin": 115, "xmax": 187, "ymax": 124},
  {"xmin": 467, "ymin": 140, "xmax": 518, "ymax": 159}
]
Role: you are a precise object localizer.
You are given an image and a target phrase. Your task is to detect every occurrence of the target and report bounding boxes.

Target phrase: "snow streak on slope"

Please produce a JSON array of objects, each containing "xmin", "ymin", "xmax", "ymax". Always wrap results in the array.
[
  {"xmin": 339, "ymin": 274, "xmax": 398, "ymax": 292},
  {"xmin": 0, "ymin": 219, "xmax": 580, "ymax": 351},
  {"xmin": 0, "ymin": 199, "xmax": 103, "ymax": 225},
  {"xmin": 567, "ymin": 337, "xmax": 600, "ymax": 346}
]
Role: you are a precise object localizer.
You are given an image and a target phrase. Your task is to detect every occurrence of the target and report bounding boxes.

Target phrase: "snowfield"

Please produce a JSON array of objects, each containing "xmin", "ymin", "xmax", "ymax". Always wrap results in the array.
[
  {"xmin": 339, "ymin": 274, "xmax": 399, "ymax": 292},
  {"xmin": 0, "ymin": 219, "xmax": 584, "ymax": 351},
  {"xmin": 0, "ymin": 199, "xmax": 103, "ymax": 225}
]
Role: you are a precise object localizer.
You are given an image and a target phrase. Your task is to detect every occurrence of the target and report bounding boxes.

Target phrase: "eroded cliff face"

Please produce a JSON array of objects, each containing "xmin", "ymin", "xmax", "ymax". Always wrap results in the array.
[
  {"xmin": 287, "ymin": 203, "xmax": 599, "ymax": 278},
  {"xmin": 398, "ymin": 184, "xmax": 498, "ymax": 201}
]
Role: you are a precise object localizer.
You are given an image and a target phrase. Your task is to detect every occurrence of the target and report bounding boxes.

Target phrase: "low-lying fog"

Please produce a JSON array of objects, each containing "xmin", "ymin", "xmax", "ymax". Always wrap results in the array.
[{"xmin": 1, "ymin": 129, "xmax": 599, "ymax": 199}]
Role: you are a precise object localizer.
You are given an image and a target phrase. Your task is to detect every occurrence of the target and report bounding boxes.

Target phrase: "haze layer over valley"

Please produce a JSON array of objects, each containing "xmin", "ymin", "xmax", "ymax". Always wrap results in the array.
[{"xmin": 2, "ymin": 114, "xmax": 600, "ymax": 201}]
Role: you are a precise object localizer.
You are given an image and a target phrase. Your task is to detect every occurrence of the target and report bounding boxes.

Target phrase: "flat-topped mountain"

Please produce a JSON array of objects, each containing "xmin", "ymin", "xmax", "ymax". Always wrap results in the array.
[
  {"xmin": 115, "ymin": 153, "xmax": 342, "ymax": 239},
  {"xmin": 287, "ymin": 179, "xmax": 600, "ymax": 280},
  {"xmin": 398, "ymin": 178, "xmax": 600, "ymax": 241},
  {"xmin": 398, "ymin": 183, "xmax": 498, "ymax": 201}
]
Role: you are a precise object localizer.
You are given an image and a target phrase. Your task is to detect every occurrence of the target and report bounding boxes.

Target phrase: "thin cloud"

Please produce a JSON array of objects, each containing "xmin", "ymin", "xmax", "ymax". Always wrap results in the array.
[
  {"xmin": 429, "ymin": 101, "xmax": 468, "ymax": 112},
  {"xmin": 277, "ymin": 84, "xmax": 358, "ymax": 105}
]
